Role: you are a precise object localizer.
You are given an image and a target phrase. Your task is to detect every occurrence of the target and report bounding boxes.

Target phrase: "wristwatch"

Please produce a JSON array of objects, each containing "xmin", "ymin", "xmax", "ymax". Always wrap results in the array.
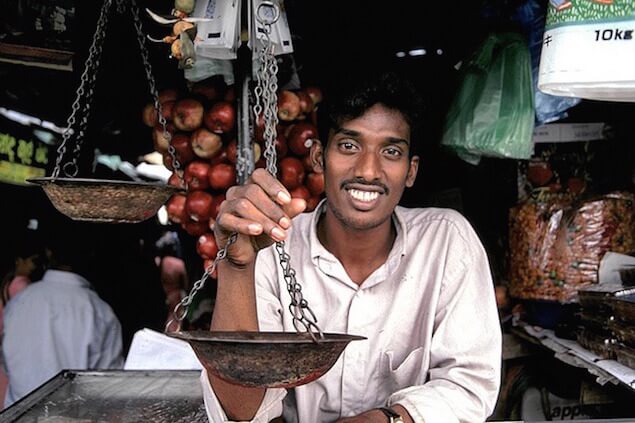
[{"xmin": 378, "ymin": 407, "xmax": 405, "ymax": 423}]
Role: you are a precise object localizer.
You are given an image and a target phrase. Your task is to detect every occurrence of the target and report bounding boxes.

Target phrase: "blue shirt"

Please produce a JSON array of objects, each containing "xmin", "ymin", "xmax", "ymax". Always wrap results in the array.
[{"xmin": 3, "ymin": 270, "xmax": 124, "ymax": 406}]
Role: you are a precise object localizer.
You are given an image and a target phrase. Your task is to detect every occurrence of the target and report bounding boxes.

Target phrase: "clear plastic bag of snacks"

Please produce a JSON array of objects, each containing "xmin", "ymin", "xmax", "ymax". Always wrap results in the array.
[{"xmin": 509, "ymin": 192, "xmax": 635, "ymax": 303}]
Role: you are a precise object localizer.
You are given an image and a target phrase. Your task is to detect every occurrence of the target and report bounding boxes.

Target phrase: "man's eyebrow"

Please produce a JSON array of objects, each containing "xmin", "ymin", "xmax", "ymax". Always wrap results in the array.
[
  {"xmin": 333, "ymin": 127, "xmax": 410, "ymax": 146},
  {"xmin": 387, "ymin": 137, "xmax": 410, "ymax": 146},
  {"xmin": 333, "ymin": 127, "xmax": 360, "ymax": 137}
]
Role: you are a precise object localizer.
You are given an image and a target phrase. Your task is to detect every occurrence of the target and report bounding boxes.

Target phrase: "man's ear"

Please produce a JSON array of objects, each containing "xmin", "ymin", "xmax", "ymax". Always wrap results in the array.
[
  {"xmin": 405, "ymin": 155, "xmax": 419, "ymax": 188},
  {"xmin": 310, "ymin": 139, "xmax": 325, "ymax": 173}
]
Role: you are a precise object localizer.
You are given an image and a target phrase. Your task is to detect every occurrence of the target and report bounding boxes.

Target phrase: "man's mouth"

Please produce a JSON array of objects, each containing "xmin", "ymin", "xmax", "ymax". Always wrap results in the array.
[{"xmin": 347, "ymin": 189, "xmax": 380, "ymax": 203}]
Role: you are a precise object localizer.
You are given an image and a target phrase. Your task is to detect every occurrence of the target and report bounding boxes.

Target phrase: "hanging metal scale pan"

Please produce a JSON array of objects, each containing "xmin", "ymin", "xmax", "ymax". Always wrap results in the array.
[
  {"xmin": 169, "ymin": 331, "xmax": 366, "ymax": 388},
  {"xmin": 27, "ymin": 177, "xmax": 182, "ymax": 223}
]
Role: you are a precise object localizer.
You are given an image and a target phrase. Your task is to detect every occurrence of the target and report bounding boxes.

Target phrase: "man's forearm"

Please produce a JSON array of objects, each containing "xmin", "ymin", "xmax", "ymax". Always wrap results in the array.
[
  {"xmin": 209, "ymin": 260, "xmax": 266, "ymax": 421},
  {"xmin": 210, "ymin": 260, "xmax": 259, "ymax": 331}
]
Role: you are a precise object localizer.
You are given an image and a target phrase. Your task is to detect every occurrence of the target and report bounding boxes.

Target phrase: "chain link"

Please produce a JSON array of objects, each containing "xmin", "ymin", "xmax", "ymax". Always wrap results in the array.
[
  {"xmin": 167, "ymin": 233, "xmax": 236, "ymax": 331},
  {"xmin": 53, "ymin": 0, "xmax": 113, "ymax": 178},
  {"xmin": 130, "ymin": 0, "xmax": 184, "ymax": 184},
  {"xmin": 53, "ymin": 0, "xmax": 179, "ymax": 182},
  {"xmin": 253, "ymin": 8, "xmax": 323, "ymax": 341},
  {"xmin": 171, "ymin": 2, "xmax": 322, "ymax": 341}
]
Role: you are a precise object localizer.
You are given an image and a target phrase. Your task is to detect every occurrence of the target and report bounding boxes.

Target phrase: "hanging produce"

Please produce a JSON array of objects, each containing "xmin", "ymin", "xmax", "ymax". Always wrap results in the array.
[
  {"xmin": 142, "ymin": 80, "xmax": 325, "ymax": 269},
  {"xmin": 144, "ymin": 1, "xmax": 204, "ymax": 70}
]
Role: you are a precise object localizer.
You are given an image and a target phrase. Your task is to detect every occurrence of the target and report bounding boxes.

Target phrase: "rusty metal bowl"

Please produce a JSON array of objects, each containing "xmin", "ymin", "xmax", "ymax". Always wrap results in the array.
[
  {"xmin": 27, "ymin": 177, "xmax": 182, "ymax": 223},
  {"xmin": 169, "ymin": 331, "xmax": 366, "ymax": 388}
]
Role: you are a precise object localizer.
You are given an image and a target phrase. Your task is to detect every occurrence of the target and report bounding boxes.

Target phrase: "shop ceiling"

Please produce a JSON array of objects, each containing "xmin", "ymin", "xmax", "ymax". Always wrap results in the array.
[{"xmin": 2, "ymin": 0, "xmax": 634, "ymax": 164}]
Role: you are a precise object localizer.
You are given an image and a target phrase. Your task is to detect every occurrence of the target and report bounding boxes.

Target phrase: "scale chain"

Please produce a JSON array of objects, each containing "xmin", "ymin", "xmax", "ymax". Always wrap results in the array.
[
  {"xmin": 171, "ymin": 1, "xmax": 323, "ymax": 341},
  {"xmin": 68, "ymin": 7, "xmax": 110, "ymax": 177},
  {"xmin": 256, "ymin": 11, "xmax": 322, "ymax": 341},
  {"xmin": 168, "ymin": 233, "xmax": 236, "ymax": 330},
  {"xmin": 130, "ymin": 0, "xmax": 184, "ymax": 182},
  {"xmin": 53, "ymin": 0, "xmax": 182, "ymax": 183},
  {"xmin": 54, "ymin": 0, "xmax": 113, "ymax": 178}
]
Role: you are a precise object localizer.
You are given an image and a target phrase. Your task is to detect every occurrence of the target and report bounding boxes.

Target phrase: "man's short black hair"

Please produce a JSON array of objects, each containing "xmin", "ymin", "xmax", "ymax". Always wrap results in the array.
[{"xmin": 318, "ymin": 71, "xmax": 424, "ymax": 156}]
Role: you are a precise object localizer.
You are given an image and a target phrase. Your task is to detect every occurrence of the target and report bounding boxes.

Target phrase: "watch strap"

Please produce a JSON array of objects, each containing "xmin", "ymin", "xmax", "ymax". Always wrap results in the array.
[{"xmin": 378, "ymin": 407, "xmax": 402, "ymax": 422}]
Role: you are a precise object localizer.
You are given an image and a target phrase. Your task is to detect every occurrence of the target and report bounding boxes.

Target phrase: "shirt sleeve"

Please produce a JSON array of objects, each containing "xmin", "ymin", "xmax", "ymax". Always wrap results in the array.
[
  {"xmin": 201, "ymin": 369, "xmax": 287, "ymax": 423},
  {"xmin": 92, "ymin": 304, "xmax": 124, "ymax": 370},
  {"xmin": 388, "ymin": 219, "xmax": 502, "ymax": 423},
  {"xmin": 201, "ymin": 247, "xmax": 287, "ymax": 422},
  {"xmin": 3, "ymin": 292, "xmax": 57, "ymax": 406}
]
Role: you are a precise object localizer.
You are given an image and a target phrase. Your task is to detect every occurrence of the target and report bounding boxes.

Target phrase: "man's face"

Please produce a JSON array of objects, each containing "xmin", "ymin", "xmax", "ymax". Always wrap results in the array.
[{"xmin": 311, "ymin": 103, "xmax": 419, "ymax": 231}]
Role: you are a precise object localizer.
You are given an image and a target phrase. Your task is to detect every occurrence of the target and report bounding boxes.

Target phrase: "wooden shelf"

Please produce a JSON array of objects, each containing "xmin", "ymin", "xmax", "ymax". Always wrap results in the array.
[{"xmin": 0, "ymin": 42, "xmax": 73, "ymax": 71}]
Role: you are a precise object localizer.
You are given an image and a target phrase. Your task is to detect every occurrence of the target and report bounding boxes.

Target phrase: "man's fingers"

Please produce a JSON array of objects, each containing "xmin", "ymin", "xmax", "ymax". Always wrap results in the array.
[
  {"xmin": 241, "ymin": 185, "xmax": 292, "ymax": 229},
  {"xmin": 226, "ymin": 181, "xmax": 295, "ymax": 230},
  {"xmin": 216, "ymin": 170, "xmax": 308, "ymax": 248},
  {"xmin": 217, "ymin": 199, "xmax": 289, "ymax": 242},
  {"xmin": 249, "ymin": 168, "xmax": 292, "ymax": 206}
]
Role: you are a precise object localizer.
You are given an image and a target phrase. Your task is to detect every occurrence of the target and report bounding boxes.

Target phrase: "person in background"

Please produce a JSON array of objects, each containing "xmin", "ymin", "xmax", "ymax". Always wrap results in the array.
[
  {"xmin": 2, "ymin": 224, "xmax": 124, "ymax": 407},
  {"xmin": 155, "ymin": 231, "xmax": 189, "ymax": 332},
  {"xmin": 0, "ymin": 233, "xmax": 48, "ymax": 333},
  {"xmin": 0, "ymin": 232, "xmax": 48, "ymax": 408},
  {"xmin": 205, "ymin": 71, "xmax": 502, "ymax": 422}
]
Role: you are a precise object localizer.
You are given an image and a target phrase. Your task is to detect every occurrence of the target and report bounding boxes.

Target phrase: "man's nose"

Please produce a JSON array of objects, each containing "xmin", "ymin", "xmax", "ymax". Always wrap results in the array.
[{"xmin": 355, "ymin": 150, "xmax": 381, "ymax": 181}]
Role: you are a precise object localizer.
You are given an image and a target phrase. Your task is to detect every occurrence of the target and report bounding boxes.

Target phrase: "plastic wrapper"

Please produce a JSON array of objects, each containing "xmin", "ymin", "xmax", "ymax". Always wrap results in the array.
[
  {"xmin": 509, "ymin": 192, "xmax": 635, "ymax": 303},
  {"xmin": 576, "ymin": 328, "xmax": 616, "ymax": 360}
]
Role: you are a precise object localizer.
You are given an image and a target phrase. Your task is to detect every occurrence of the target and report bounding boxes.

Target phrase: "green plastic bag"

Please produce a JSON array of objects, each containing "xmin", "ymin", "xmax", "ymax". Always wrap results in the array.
[{"xmin": 441, "ymin": 32, "xmax": 535, "ymax": 165}]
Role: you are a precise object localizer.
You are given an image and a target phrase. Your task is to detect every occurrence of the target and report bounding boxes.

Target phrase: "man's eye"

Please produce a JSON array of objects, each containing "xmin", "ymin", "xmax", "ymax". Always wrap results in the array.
[
  {"xmin": 384, "ymin": 147, "xmax": 402, "ymax": 157},
  {"xmin": 339, "ymin": 141, "xmax": 357, "ymax": 151}
]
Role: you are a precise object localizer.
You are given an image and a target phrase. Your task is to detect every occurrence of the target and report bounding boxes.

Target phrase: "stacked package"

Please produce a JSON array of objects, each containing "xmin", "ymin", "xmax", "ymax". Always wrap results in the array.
[
  {"xmin": 577, "ymin": 286, "xmax": 635, "ymax": 359},
  {"xmin": 609, "ymin": 294, "xmax": 635, "ymax": 369}
]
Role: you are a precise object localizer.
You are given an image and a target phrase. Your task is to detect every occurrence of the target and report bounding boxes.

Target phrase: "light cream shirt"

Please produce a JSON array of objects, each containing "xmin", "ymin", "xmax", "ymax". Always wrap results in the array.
[{"xmin": 202, "ymin": 202, "xmax": 501, "ymax": 423}]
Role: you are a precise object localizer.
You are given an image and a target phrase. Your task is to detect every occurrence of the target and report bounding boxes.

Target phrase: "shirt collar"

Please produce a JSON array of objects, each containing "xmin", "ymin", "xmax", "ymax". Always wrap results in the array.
[
  {"xmin": 42, "ymin": 269, "xmax": 92, "ymax": 289},
  {"xmin": 308, "ymin": 199, "xmax": 409, "ymax": 262}
]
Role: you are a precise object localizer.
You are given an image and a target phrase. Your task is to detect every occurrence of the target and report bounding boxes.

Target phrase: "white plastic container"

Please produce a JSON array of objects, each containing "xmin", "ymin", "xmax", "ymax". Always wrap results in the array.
[{"xmin": 538, "ymin": 1, "xmax": 635, "ymax": 101}]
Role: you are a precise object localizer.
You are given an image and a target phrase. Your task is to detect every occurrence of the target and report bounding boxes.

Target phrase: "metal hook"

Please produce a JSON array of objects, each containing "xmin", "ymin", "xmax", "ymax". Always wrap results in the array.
[
  {"xmin": 62, "ymin": 162, "xmax": 79, "ymax": 178},
  {"xmin": 255, "ymin": 1, "xmax": 280, "ymax": 25},
  {"xmin": 115, "ymin": 0, "xmax": 127, "ymax": 14}
]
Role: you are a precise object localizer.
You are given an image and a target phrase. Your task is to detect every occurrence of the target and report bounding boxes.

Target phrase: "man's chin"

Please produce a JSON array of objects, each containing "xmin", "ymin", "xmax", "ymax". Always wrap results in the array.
[{"xmin": 336, "ymin": 211, "xmax": 386, "ymax": 231}]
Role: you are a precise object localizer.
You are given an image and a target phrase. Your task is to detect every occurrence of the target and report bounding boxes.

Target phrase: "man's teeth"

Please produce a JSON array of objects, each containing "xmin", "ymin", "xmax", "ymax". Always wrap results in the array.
[{"xmin": 348, "ymin": 189, "xmax": 380, "ymax": 202}]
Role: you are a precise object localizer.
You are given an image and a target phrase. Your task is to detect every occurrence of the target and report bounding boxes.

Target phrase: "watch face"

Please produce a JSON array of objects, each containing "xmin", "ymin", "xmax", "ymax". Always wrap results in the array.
[{"xmin": 379, "ymin": 407, "xmax": 404, "ymax": 422}]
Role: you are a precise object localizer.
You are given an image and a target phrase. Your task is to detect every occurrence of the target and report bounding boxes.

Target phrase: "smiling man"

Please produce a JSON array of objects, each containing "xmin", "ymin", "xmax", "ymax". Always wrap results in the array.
[{"xmin": 203, "ymin": 72, "xmax": 501, "ymax": 423}]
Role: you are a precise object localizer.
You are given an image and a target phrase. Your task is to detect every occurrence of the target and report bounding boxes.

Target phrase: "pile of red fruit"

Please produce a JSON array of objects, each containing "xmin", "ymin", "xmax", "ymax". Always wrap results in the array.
[
  {"xmin": 255, "ymin": 86, "xmax": 325, "ymax": 213},
  {"xmin": 142, "ymin": 79, "xmax": 325, "ymax": 269}
]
